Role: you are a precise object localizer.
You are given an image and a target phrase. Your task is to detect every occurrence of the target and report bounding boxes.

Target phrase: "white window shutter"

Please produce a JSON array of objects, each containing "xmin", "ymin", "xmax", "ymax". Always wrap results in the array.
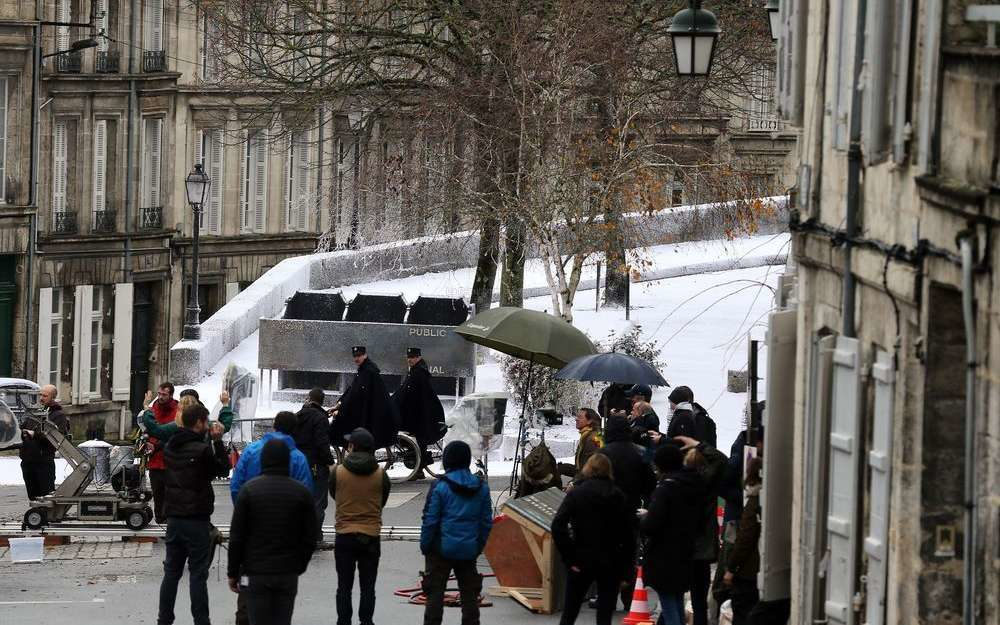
[
  {"xmin": 759, "ymin": 308, "xmax": 797, "ymax": 601},
  {"xmin": 254, "ymin": 132, "xmax": 267, "ymax": 232},
  {"xmin": 72, "ymin": 285, "xmax": 93, "ymax": 404},
  {"xmin": 861, "ymin": 1, "xmax": 894, "ymax": 165},
  {"xmin": 240, "ymin": 130, "xmax": 249, "ymax": 231},
  {"xmin": 195, "ymin": 128, "xmax": 204, "ymax": 167},
  {"xmin": 0, "ymin": 77, "xmax": 6, "ymax": 203},
  {"xmin": 111, "ymin": 283, "xmax": 133, "ymax": 401},
  {"xmin": 825, "ymin": 336, "xmax": 862, "ymax": 625},
  {"xmin": 146, "ymin": 0, "xmax": 163, "ymax": 52},
  {"xmin": 833, "ymin": 2, "xmax": 858, "ymax": 150},
  {"xmin": 225, "ymin": 282, "xmax": 240, "ymax": 302},
  {"xmin": 97, "ymin": 0, "xmax": 108, "ymax": 52},
  {"xmin": 864, "ymin": 350, "xmax": 894, "ymax": 625},
  {"xmin": 284, "ymin": 136, "xmax": 293, "ymax": 230},
  {"xmin": 296, "ymin": 134, "xmax": 310, "ymax": 231},
  {"xmin": 892, "ymin": 0, "xmax": 915, "ymax": 163},
  {"xmin": 150, "ymin": 119, "xmax": 162, "ymax": 207},
  {"xmin": 93, "ymin": 120, "xmax": 107, "ymax": 215},
  {"xmin": 53, "ymin": 121, "xmax": 67, "ymax": 213},
  {"xmin": 208, "ymin": 130, "xmax": 223, "ymax": 234},
  {"xmin": 36, "ymin": 288, "xmax": 53, "ymax": 384},
  {"xmin": 56, "ymin": 0, "xmax": 70, "ymax": 51}
]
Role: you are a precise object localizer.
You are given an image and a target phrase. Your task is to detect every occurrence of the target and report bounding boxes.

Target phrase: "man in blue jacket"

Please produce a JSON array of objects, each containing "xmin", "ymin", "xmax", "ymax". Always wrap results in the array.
[{"xmin": 420, "ymin": 440, "xmax": 492, "ymax": 625}]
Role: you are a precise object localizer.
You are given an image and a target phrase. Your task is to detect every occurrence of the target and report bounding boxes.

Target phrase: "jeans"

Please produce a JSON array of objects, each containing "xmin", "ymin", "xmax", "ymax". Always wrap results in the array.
[
  {"xmin": 422, "ymin": 552, "xmax": 482, "ymax": 625},
  {"xmin": 245, "ymin": 574, "xmax": 299, "ymax": 625},
  {"xmin": 158, "ymin": 517, "xmax": 214, "ymax": 625},
  {"xmin": 691, "ymin": 560, "xmax": 712, "ymax": 625},
  {"xmin": 149, "ymin": 469, "xmax": 167, "ymax": 524},
  {"xmin": 656, "ymin": 592, "xmax": 685, "ymax": 625},
  {"xmin": 21, "ymin": 461, "xmax": 56, "ymax": 500},
  {"xmin": 335, "ymin": 533, "xmax": 380, "ymax": 625},
  {"xmin": 312, "ymin": 465, "xmax": 330, "ymax": 542},
  {"xmin": 559, "ymin": 566, "xmax": 620, "ymax": 625}
]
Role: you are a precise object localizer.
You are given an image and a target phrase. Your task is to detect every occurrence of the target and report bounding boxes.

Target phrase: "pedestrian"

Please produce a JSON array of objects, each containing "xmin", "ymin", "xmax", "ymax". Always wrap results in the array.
[
  {"xmin": 330, "ymin": 427, "xmax": 391, "ymax": 625},
  {"xmin": 723, "ymin": 456, "xmax": 762, "ymax": 625},
  {"xmin": 330, "ymin": 346, "xmax": 399, "ymax": 451},
  {"xmin": 420, "ymin": 440, "xmax": 493, "ymax": 625},
  {"xmin": 157, "ymin": 402, "xmax": 230, "ymax": 625},
  {"xmin": 146, "ymin": 382, "xmax": 178, "ymax": 524},
  {"xmin": 229, "ymin": 410, "xmax": 314, "ymax": 625},
  {"xmin": 294, "ymin": 387, "xmax": 335, "ymax": 541},
  {"xmin": 142, "ymin": 391, "xmax": 235, "ymax": 447},
  {"xmin": 231, "ymin": 411, "xmax": 313, "ymax": 503},
  {"xmin": 598, "ymin": 383, "xmax": 631, "ymax": 421},
  {"xmin": 628, "ymin": 400, "xmax": 660, "ymax": 449},
  {"xmin": 664, "ymin": 386, "xmax": 717, "ymax": 447},
  {"xmin": 551, "ymin": 453, "xmax": 635, "ymax": 625},
  {"xmin": 596, "ymin": 415, "xmax": 656, "ymax": 610},
  {"xmin": 679, "ymin": 437, "xmax": 728, "ymax": 625},
  {"xmin": 624, "ymin": 384, "xmax": 655, "ymax": 410},
  {"xmin": 557, "ymin": 408, "xmax": 604, "ymax": 480},
  {"xmin": 227, "ymin": 439, "xmax": 317, "ymax": 625},
  {"xmin": 392, "ymin": 347, "xmax": 446, "ymax": 479},
  {"xmin": 17, "ymin": 384, "xmax": 68, "ymax": 500}
]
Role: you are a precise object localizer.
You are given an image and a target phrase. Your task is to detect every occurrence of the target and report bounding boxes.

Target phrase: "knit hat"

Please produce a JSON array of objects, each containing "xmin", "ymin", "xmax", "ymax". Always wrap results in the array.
[
  {"xmin": 261, "ymin": 439, "xmax": 290, "ymax": 475},
  {"xmin": 653, "ymin": 442, "xmax": 684, "ymax": 473},
  {"xmin": 347, "ymin": 428, "xmax": 375, "ymax": 453},
  {"xmin": 603, "ymin": 415, "xmax": 630, "ymax": 442},
  {"xmin": 668, "ymin": 385, "xmax": 693, "ymax": 405},
  {"xmin": 442, "ymin": 440, "xmax": 472, "ymax": 471},
  {"xmin": 624, "ymin": 384, "xmax": 653, "ymax": 400}
]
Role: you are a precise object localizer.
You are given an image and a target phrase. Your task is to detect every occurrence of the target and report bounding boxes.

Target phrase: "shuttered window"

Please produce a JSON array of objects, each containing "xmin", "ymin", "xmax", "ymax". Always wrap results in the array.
[
  {"xmin": 96, "ymin": 0, "xmax": 109, "ymax": 52},
  {"xmin": 93, "ymin": 120, "xmax": 108, "ymax": 216},
  {"xmin": 111, "ymin": 283, "xmax": 132, "ymax": 401},
  {"xmin": 861, "ymin": 2, "xmax": 895, "ymax": 164},
  {"xmin": 145, "ymin": 0, "xmax": 163, "ymax": 52},
  {"xmin": 0, "ymin": 77, "xmax": 6, "ymax": 203},
  {"xmin": 53, "ymin": 120, "xmax": 68, "ymax": 213},
  {"xmin": 240, "ymin": 130, "xmax": 267, "ymax": 233},
  {"xmin": 56, "ymin": 0, "xmax": 70, "ymax": 52},
  {"xmin": 141, "ymin": 117, "xmax": 162, "ymax": 209},
  {"xmin": 776, "ymin": 0, "xmax": 808, "ymax": 124},
  {"xmin": 201, "ymin": 13, "xmax": 220, "ymax": 80},
  {"xmin": 285, "ymin": 132, "xmax": 310, "ymax": 231},
  {"xmin": 71, "ymin": 285, "xmax": 94, "ymax": 403},
  {"xmin": 197, "ymin": 129, "xmax": 224, "ymax": 234},
  {"xmin": 832, "ymin": 1, "xmax": 859, "ymax": 151},
  {"xmin": 36, "ymin": 287, "xmax": 63, "ymax": 387},
  {"xmin": 864, "ymin": 350, "xmax": 895, "ymax": 625}
]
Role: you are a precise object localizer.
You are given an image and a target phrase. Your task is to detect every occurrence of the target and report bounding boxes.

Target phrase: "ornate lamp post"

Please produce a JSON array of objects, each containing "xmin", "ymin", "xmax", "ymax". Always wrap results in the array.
[
  {"xmin": 766, "ymin": 0, "xmax": 781, "ymax": 41},
  {"xmin": 667, "ymin": 1, "xmax": 722, "ymax": 76},
  {"xmin": 183, "ymin": 164, "xmax": 210, "ymax": 340}
]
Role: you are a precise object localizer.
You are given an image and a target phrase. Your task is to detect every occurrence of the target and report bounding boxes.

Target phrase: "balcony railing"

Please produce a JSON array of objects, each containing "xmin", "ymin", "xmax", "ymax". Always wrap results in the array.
[
  {"xmin": 56, "ymin": 51, "xmax": 82, "ymax": 74},
  {"xmin": 139, "ymin": 206, "xmax": 162, "ymax": 230},
  {"xmin": 52, "ymin": 211, "xmax": 78, "ymax": 234},
  {"xmin": 92, "ymin": 209, "xmax": 117, "ymax": 233},
  {"xmin": 96, "ymin": 49, "xmax": 121, "ymax": 74},
  {"xmin": 143, "ymin": 50, "xmax": 167, "ymax": 73}
]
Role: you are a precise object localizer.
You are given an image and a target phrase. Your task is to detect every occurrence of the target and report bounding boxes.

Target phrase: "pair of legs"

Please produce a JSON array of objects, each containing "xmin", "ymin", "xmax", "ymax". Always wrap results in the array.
[
  {"xmin": 422, "ymin": 552, "xmax": 482, "ymax": 625},
  {"xmin": 149, "ymin": 469, "xmax": 167, "ymax": 524},
  {"xmin": 559, "ymin": 566, "xmax": 621, "ymax": 625},
  {"xmin": 656, "ymin": 591, "xmax": 685, "ymax": 625},
  {"xmin": 690, "ymin": 559, "xmax": 712, "ymax": 625},
  {"xmin": 157, "ymin": 517, "xmax": 214, "ymax": 625},
  {"xmin": 21, "ymin": 460, "xmax": 56, "ymax": 500},
  {"xmin": 312, "ymin": 464, "xmax": 329, "ymax": 543},
  {"xmin": 335, "ymin": 533, "xmax": 380, "ymax": 625},
  {"xmin": 243, "ymin": 574, "xmax": 299, "ymax": 625}
]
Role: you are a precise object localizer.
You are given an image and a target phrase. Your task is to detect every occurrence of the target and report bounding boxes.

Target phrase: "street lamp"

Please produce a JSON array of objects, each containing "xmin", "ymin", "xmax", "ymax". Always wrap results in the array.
[
  {"xmin": 667, "ymin": 1, "xmax": 722, "ymax": 76},
  {"xmin": 183, "ymin": 164, "xmax": 211, "ymax": 340},
  {"xmin": 766, "ymin": 0, "xmax": 781, "ymax": 41}
]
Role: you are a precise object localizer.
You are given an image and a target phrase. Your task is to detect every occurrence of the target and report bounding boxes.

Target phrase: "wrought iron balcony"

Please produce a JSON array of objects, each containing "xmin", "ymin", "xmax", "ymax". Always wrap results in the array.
[
  {"xmin": 52, "ymin": 211, "xmax": 78, "ymax": 234},
  {"xmin": 92, "ymin": 209, "xmax": 117, "ymax": 233},
  {"xmin": 139, "ymin": 206, "xmax": 162, "ymax": 230},
  {"xmin": 56, "ymin": 51, "xmax": 83, "ymax": 74},
  {"xmin": 143, "ymin": 50, "xmax": 167, "ymax": 73},
  {"xmin": 96, "ymin": 49, "xmax": 121, "ymax": 74}
]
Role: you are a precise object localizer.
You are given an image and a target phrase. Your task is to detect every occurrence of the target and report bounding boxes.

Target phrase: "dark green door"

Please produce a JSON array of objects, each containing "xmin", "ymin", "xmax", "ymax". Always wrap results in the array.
[{"xmin": 0, "ymin": 257, "xmax": 17, "ymax": 377}]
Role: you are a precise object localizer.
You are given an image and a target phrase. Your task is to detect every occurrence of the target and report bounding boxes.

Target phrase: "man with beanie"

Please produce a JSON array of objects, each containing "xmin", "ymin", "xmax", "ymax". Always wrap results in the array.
[
  {"xmin": 421, "ymin": 440, "xmax": 493, "ymax": 625},
  {"xmin": 330, "ymin": 427, "xmax": 391, "ymax": 625},
  {"xmin": 294, "ymin": 387, "xmax": 336, "ymax": 541},
  {"xmin": 158, "ymin": 403, "xmax": 230, "ymax": 625},
  {"xmin": 228, "ymin": 439, "xmax": 316, "ymax": 625},
  {"xmin": 665, "ymin": 385, "xmax": 717, "ymax": 447}
]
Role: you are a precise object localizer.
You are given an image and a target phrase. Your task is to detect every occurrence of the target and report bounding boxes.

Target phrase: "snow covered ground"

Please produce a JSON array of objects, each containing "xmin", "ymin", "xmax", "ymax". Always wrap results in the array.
[{"xmin": 0, "ymin": 233, "xmax": 786, "ymax": 484}]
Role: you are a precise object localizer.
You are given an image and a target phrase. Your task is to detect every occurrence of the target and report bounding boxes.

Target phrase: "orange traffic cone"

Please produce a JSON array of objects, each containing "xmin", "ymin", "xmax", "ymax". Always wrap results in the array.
[{"xmin": 622, "ymin": 566, "xmax": 653, "ymax": 625}]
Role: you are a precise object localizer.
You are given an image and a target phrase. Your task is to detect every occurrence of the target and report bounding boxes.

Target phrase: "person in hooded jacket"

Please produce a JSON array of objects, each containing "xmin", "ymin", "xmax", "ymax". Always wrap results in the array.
[
  {"xmin": 420, "ymin": 440, "xmax": 493, "ymax": 625},
  {"xmin": 294, "ymin": 387, "xmax": 336, "ymax": 542},
  {"xmin": 392, "ymin": 347, "xmax": 446, "ymax": 478},
  {"xmin": 230, "ymin": 411, "xmax": 313, "ymax": 500},
  {"xmin": 330, "ymin": 428, "xmax": 391, "ymax": 625},
  {"xmin": 551, "ymin": 453, "xmax": 635, "ymax": 625},
  {"xmin": 330, "ymin": 346, "xmax": 399, "ymax": 451},
  {"xmin": 227, "ymin": 439, "xmax": 317, "ymax": 625}
]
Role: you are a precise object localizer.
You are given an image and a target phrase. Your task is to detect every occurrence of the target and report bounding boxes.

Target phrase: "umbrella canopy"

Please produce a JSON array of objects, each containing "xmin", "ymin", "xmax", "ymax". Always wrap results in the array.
[
  {"xmin": 455, "ymin": 307, "xmax": 597, "ymax": 369},
  {"xmin": 553, "ymin": 352, "xmax": 668, "ymax": 386}
]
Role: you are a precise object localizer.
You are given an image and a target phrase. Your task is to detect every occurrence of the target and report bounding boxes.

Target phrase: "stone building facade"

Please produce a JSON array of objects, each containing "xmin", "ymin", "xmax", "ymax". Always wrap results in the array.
[{"xmin": 771, "ymin": 0, "xmax": 999, "ymax": 624}]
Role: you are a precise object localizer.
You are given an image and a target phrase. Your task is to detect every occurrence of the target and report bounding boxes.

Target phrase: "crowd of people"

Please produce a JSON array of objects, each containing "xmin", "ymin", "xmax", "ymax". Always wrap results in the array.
[{"xmin": 552, "ymin": 384, "xmax": 778, "ymax": 625}]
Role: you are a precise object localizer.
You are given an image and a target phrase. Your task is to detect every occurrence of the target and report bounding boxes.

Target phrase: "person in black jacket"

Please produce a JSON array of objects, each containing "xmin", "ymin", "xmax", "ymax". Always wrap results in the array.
[
  {"xmin": 228, "ymin": 439, "xmax": 316, "ymax": 625},
  {"xmin": 598, "ymin": 383, "xmax": 631, "ymax": 421},
  {"xmin": 294, "ymin": 387, "xmax": 335, "ymax": 541},
  {"xmin": 595, "ymin": 415, "xmax": 656, "ymax": 610},
  {"xmin": 392, "ymin": 348, "xmax": 445, "ymax": 478},
  {"xmin": 158, "ymin": 403, "xmax": 230, "ymax": 625},
  {"xmin": 628, "ymin": 400, "xmax": 660, "ymax": 450},
  {"xmin": 18, "ymin": 384, "xmax": 68, "ymax": 500},
  {"xmin": 664, "ymin": 386, "xmax": 717, "ymax": 447},
  {"xmin": 552, "ymin": 453, "xmax": 635, "ymax": 625},
  {"xmin": 331, "ymin": 346, "xmax": 399, "ymax": 451}
]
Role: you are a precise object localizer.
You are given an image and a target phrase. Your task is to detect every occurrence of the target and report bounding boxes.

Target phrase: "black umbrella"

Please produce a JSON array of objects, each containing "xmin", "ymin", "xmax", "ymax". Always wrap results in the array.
[{"xmin": 553, "ymin": 352, "xmax": 668, "ymax": 387}]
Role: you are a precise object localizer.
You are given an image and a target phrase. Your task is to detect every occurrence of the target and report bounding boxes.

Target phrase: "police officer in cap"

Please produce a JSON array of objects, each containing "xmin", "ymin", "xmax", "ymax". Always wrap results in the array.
[
  {"xmin": 330, "ymin": 346, "xmax": 398, "ymax": 452},
  {"xmin": 392, "ymin": 347, "xmax": 446, "ymax": 479}
]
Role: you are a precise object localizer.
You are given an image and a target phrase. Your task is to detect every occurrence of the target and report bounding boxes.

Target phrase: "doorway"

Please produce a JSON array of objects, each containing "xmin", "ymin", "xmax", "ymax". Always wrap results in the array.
[
  {"xmin": 0, "ymin": 256, "xmax": 16, "ymax": 377},
  {"xmin": 129, "ymin": 282, "xmax": 155, "ymax": 414}
]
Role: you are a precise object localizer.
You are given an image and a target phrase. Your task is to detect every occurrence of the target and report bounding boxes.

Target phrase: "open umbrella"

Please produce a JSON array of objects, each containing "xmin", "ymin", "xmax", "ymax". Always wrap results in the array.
[{"xmin": 553, "ymin": 352, "xmax": 668, "ymax": 387}]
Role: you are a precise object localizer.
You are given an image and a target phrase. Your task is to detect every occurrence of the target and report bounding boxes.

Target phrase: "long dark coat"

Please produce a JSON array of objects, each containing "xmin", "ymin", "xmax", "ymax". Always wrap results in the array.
[
  {"xmin": 332, "ymin": 358, "xmax": 399, "ymax": 449},
  {"xmin": 392, "ymin": 359, "xmax": 445, "ymax": 446},
  {"xmin": 551, "ymin": 476, "xmax": 635, "ymax": 576},
  {"xmin": 640, "ymin": 467, "xmax": 705, "ymax": 595}
]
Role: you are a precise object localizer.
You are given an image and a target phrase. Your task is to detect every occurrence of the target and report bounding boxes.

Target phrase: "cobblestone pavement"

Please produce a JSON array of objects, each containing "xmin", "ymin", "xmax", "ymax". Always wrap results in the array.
[{"xmin": 1, "ymin": 537, "xmax": 154, "ymax": 561}]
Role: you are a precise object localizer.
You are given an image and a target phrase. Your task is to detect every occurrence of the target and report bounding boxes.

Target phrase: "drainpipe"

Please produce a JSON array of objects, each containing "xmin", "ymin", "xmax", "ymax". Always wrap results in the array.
[
  {"xmin": 124, "ymin": 0, "xmax": 137, "ymax": 280},
  {"xmin": 842, "ymin": 0, "xmax": 868, "ymax": 338},
  {"xmin": 958, "ymin": 231, "xmax": 977, "ymax": 625},
  {"xmin": 24, "ymin": 24, "xmax": 42, "ymax": 376}
]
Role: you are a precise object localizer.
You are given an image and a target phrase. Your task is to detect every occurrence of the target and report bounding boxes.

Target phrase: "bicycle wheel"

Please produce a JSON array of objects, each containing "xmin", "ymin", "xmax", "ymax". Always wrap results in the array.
[
  {"xmin": 423, "ymin": 439, "xmax": 445, "ymax": 478},
  {"xmin": 375, "ymin": 433, "xmax": 422, "ymax": 483}
]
